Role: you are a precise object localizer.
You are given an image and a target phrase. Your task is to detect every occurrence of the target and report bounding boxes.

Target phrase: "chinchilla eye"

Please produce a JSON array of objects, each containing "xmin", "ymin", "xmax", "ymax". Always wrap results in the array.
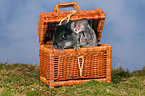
[
  {"xmin": 75, "ymin": 27, "xmax": 80, "ymax": 32},
  {"xmin": 62, "ymin": 33, "xmax": 68, "ymax": 39}
]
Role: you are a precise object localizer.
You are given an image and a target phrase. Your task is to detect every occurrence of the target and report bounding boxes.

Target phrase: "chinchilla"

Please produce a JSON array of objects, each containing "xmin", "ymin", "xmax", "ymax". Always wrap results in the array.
[{"xmin": 53, "ymin": 18, "xmax": 97, "ymax": 50}]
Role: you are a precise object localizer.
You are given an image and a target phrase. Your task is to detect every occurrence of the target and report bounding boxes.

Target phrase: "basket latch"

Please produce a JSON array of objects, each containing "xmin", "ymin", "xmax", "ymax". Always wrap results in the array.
[{"xmin": 78, "ymin": 56, "xmax": 84, "ymax": 76}]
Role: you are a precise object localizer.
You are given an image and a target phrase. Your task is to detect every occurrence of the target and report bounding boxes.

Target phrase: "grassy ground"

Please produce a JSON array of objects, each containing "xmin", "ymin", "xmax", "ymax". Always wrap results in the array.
[{"xmin": 0, "ymin": 62, "xmax": 145, "ymax": 96}]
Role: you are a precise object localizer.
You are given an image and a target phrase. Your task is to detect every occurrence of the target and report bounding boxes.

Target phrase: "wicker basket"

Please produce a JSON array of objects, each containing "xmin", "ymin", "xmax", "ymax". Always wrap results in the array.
[{"xmin": 38, "ymin": 2, "xmax": 111, "ymax": 88}]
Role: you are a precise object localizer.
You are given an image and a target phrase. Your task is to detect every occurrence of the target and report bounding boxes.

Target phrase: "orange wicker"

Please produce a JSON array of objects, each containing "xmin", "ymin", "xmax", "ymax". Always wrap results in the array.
[{"xmin": 38, "ymin": 2, "xmax": 111, "ymax": 88}]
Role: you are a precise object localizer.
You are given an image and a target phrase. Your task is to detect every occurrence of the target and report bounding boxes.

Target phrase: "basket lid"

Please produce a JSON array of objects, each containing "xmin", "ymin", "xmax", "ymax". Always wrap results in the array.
[{"xmin": 38, "ymin": 2, "xmax": 106, "ymax": 45}]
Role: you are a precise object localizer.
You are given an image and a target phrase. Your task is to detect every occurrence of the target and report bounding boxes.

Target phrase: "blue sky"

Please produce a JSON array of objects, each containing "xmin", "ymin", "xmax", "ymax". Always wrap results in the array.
[{"xmin": 0, "ymin": 0, "xmax": 145, "ymax": 72}]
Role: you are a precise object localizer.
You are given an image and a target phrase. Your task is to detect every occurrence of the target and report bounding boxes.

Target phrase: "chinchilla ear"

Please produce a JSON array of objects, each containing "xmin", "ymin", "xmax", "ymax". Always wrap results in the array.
[
  {"xmin": 71, "ymin": 18, "xmax": 88, "ymax": 34},
  {"xmin": 78, "ymin": 18, "xmax": 88, "ymax": 27}
]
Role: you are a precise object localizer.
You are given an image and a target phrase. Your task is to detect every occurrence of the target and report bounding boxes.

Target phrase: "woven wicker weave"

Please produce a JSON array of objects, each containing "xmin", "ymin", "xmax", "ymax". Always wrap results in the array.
[{"xmin": 38, "ymin": 2, "xmax": 111, "ymax": 88}]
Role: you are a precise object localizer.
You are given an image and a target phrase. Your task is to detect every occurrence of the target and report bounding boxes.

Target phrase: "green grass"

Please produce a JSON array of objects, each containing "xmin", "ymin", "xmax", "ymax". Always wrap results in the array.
[{"xmin": 0, "ymin": 62, "xmax": 145, "ymax": 96}]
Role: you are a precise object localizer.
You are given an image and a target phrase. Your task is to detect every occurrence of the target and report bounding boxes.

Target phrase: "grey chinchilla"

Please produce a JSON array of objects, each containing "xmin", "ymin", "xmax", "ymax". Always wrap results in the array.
[{"xmin": 53, "ymin": 18, "xmax": 97, "ymax": 50}]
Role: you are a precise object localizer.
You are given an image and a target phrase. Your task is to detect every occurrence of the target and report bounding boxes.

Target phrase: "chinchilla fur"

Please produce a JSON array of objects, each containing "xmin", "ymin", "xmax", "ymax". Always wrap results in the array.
[{"xmin": 53, "ymin": 18, "xmax": 97, "ymax": 50}]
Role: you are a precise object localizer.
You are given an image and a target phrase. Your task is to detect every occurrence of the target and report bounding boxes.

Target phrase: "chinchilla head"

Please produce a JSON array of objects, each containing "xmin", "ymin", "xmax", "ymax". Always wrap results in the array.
[
  {"xmin": 71, "ymin": 18, "xmax": 88, "ymax": 34},
  {"xmin": 70, "ymin": 18, "xmax": 97, "ymax": 49},
  {"xmin": 53, "ymin": 23, "xmax": 75, "ymax": 50}
]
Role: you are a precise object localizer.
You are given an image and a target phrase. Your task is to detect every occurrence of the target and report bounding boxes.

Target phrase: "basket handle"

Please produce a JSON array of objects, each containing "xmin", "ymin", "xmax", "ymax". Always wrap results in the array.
[{"xmin": 53, "ymin": 2, "xmax": 81, "ymax": 13}]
